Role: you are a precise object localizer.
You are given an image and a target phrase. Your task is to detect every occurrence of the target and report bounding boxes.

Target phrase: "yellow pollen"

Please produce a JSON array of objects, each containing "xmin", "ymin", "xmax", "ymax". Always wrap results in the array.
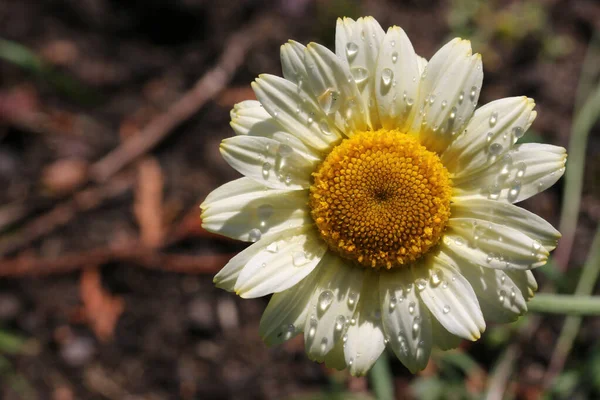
[{"xmin": 309, "ymin": 129, "xmax": 452, "ymax": 269}]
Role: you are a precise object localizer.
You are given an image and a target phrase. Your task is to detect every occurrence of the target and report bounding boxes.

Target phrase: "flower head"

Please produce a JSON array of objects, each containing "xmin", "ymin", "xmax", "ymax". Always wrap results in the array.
[{"xmin": 201, "ymin": 16, "xmax": 566, "ymax": 375}]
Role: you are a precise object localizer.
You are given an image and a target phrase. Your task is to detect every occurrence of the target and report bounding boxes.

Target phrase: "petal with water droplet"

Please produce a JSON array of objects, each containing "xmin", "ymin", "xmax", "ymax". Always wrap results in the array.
[
  {"xmin": 379, "ymin": 268, "xmax": 432, "ymax": 373},
  {"xmin": 412, "ymin": 255, "xmax": 485, "ymax": 341},
  {"xmin": 201, "ymin": 177, "xmax": 312, "ymax": 242},
  {"xmin": 234, "ymin": 227, "xmax": 327, "ymax": 298},
  {"xmin": 303, "ymin": 255, "xmax": 364, "ymax": 360},
  {"xmin": 375, "ymin": 26, "xmax": 420, "ymax": 132}
]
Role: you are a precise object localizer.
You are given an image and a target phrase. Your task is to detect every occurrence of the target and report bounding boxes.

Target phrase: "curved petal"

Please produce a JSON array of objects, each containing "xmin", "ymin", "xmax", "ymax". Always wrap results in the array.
[
  {"xmin": 304, "ymin": 42, "xmax": 369, "ymax": 134},
  {"xmin": 375, "ymin": 26, "xmax": 421, "ymax": 132},
  {"xmin": 230, "ymin": 100, "xmax": 322, "ymax": 163},
  {"xmin": 259, "ymin": 264, "xmax": 321, "ymax": 346},
  {"xmin": 412, "ymin": 254, "xmax": 486, "ymax": 340},
  {"xmin": 281, "ymin": 40, "xmax": 311, "ymax": 88},
  {"xmin": 304, "ymin": 255, "xmax": 364, "ymax": 361},
  {"xmin": 453, "ymin": 143, "xmax": 567, "ymax": 203},
  {"xmin": 379, "ymin": 268, "xmax": 432, "ymax": 373},
  {"xmin": 430, "ymin": 317, "xmax": 462, "ymax": 350},
  {"xmin": 446, "ymin": 218, "xmax": 549, "ymax": 269},
  {"xmin": 335, "ymin": 17, "xmax": 385, "ymax": 129},
  {"xmin": 505, "ymin": 270, "xmax": 538, "ymax": 301},
  {"xmin": 343, "ymin": 271, "xmax": 386, "ymax": 376},
  {"xmin": 450, "ymin": 198, "xmax": 561, "ymax": 251},
  {"xmin": 442, "ymin": 97, "xmax": 536, "ymax": 177},
  {"xmin": 413, "ymin": 38, "xmax": 483, "ymax": 154},
  {"xmin": 437, "ymin": 251, "xmax": 528, "ymax": 323},
  {"xmin": 252, "ymin": 74, "xmax": 342, "ymax": 151},
  {"xmin": 235, "ymin": 228, "xmax": 328, "ymax": 298},
  {"xmin": 201, "ymin": 178, "xmax": 311, "ymax": 241},
  {"xmin": 220, "ymin": 135, "xmax": 316, "ymax": 190}
]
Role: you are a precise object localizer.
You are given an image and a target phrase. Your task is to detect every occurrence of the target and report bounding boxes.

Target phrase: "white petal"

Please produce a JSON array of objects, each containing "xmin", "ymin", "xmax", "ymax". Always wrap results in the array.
[
  {"xmin": 230, "ymin": 100, "xmax": 271, "ymax": 135},
  {"xmin": 220, "ymin": 135, "xmax": 315, "ymax": 190},
  {"xmin": 412, "ymin": 255, "xmax": 485, "ymax": 341},
  {"xmin": 230, "ymin": 100, "xmax": 322, "ymax": 163},
  {"xmin": 259, "ymin": 264, "xmax": 321, "ymax": 346},
  {"xmin": 252, "ymin": 74, "xmax": 342, "ymax": 151},
  {"xmin": 343, "ymin": 271, "xmax": 385, "ymax": 376},
  {"xmin": 335, "ymin": 17, "xmax": 385, "ymax": 128},
  {"xmin": 281, "ymin": 40, "xmax": 310, "ymax": 87},
  {"xmin": 445, "ymin": 218, "xmax": 549, "ymax": 269},
  {"xmin": 413, "ymin": 39, "xmax": 483, "ymax": 154},
  {"xmin": 416, "ymin": 56, "xmax": 428, "ymax": 76},
  {"xmin": 430, "ymin": 317, "xmax": 462, "ymax": 350},
  {"xmin": 235, "ymin": 228, "xmax": 328, "ymax": 298},
  {"xmin": 201, "ymin": 178, "xmax": 311, "ymax": 241},
  {"xmin": 451, "ymin": 198, "xmax": 561, "ymax": 251},
  {"xmin": 437, "ymin": 251, "xmax": 527, "ymax": 323},
  {"xmin": 453, "ymin": 143, "xmax": 567, "ymax": 203},
  {"xmin": 505, "ymin": 270, "xmax": 538, "ymax": 301},
  {"xmin": 375, "ymin": 26, "xmax": 421, "ymax": 131},
  {"xmin": 304, "ymin": 42, "xmax": 369, "ymax": 134},
  {"xmin": 379, "ymin": 268, "xmax": 432, "ymax": 373},
  {"xmin": 304, "ymin": 255, "xmax": 364, "ymax": 361},
  {"xmin": 442, "ymin": 97, "xmax": 536, "ymax": 177}
]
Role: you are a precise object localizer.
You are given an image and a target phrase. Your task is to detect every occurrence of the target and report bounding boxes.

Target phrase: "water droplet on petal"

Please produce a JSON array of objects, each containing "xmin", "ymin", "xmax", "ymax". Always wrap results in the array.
[
  {"xmin": 443, "ymin": 305, "xmax": 451, "ymax": 314},
  {"xmin": 390, "ymin": 40, "xmax": 396, "ymax": 47},
  {"xmin": 292, "ymin": 251, "xmax": 309, "ymax": 266},
  {"xmin": 320, "ymin": 337, "xmax": 328, "ymax": 354},
  {"xmin": 408, "ymin": 302, "xmax": 416, "ymax": 315},
  {"xmin": 318, "ymin": 88, "xmax": 340, "ymax": 115},
  {"xmin": 489, "ymin": 142, "xmax": 503, "ymax": 155},
  {"xmin": 347, "ymin": 292, "xmax": 358, "ymax": 309},
  {"xmin": 266, "ymin": 242, "xmax": 278, "ymax": 253},
  {"xmin": 416, "ymin": 279, "xmax": 427, "ymax": 291},
  {"xmin": 489, "ymin": 111, "xmax": 498, "ymax": 127},
  {"xmin": 381, "ymin": 68, "xmax": 394, "ymax": 87},
  {"xmin": 318, "ymin": 290, "xmax": 334, "ymax": 312},
  {"xmin": 248, "ymin": 228, "xmax": 262, "ymax": 242},
  {"xmin": 346, "ymin": 42, "xmax": 359, "ymax": 59},
  {"xmin": 508, "ymin": 180, "xmax": 521, "ymax": 201},
  {"xmin": 441, "ymin": 100, "xmax": 448, "ymax": 109},
  {"xmin": 458, "ymin": 91, "xmax": 465, "ymax": 104},
  {"xmin": 469, "ymin": 86, "xmax": 478, "ymax": 102},
  {"xmin": 319, "ymin": 119, "xmax": 331, "ymax": 135},
  {"xmin": 512, "ymin": 126, "xmax": 525, "ymax": 140},
  {"xmin": 430, "ymin": 269, "xmax": 443, "ymax": 286},
  {"xmin": 262, "ymin": 162, "xmax": 272, "ymax": 179},
  {"xmin": 488, "ymin": 183, "xmax": 501, "ymax": 200},
  {"xmin": 516, "ymin": 162, "xmax": 526, "ymax": 178},
  {"xmin": 335, "ymin": 315, "xmax": 346, "ymax": 332},
  {"xmin": 391, "ymin": 51, "xmax": 398, "ymax": 63},
  {"xmin": 454, "ymin": 237, "xmax": 465, "ymax": 246},
  {"xmin": 351, "ymin": 67, "xmax": 369, "ymax": 84},
  {"xmin": 499, "ymin": 290, "xmax": 506, "ymax": 302}
]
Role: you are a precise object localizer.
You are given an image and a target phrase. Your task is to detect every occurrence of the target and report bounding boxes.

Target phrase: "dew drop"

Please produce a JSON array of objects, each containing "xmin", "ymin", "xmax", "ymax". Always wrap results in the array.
[
  {"xmin": 489, "ymin": 111, "xmax": 498, "ymax": 127},
  {"xmin": 415, "ymin": 279, "xmax": 427, "ymax": 291},
  {"xmin": 390, "ymin": 40, "xmax": 396, "ymax": 47},
  {"xmin": 458, "ymin": 91, "xmax": 465, "ymax": 104},
  {"xmin": 317, "ymin": 88, "xmax": 340, "ymax": 115},
  {"xmin": 454, "ymin": 237, "xmax": 466, "ymax": 246},
  {"xmin": 389, "ymin": 296, "xmax": 397, "ymax": 311},
  {"xmin": 342, "ymin": 333, "xmax": 348, "ymax": 343},
  {"xmin": 320, "ymin": 337, "xmax": 328, "ymax": 354},
  {"xmin": 510, "ymin": 288, "xmax": 516, "ymax": 299},
  {"xmin": 441, "ymin": 281, "xmax": 449, "ymax": 289},
  {"xmin": 428, "ymin": 94, "xmax": 436, "ymax": 105},
  {"xmin": 262, "ymin": 162, "xmax": 272, "ymax": 179},
  {"xmin": 516, "ymin": 162, "xmax": 526, "ymax": 178},
  {"xmin": 507, "ymin": 180, "xmax": 521, "ymax": 202},
  {"xmin": 351, "ymin": 67, "xmax": 369, "ymax": 84},
  {"xmin": 391, "ymin": 51, "xmax": 398, "ymax": 63},
  {"xmin": 348, "ymin": 358, "xmax": 354, "ymax": 366},
  {"xmin": 266, "ymin": 242, "xmax": 278, "ymax": 253},
  {"xmin": 408, "ymin": 302, "xmax": 416, "ymax": 315},
  {"xmin": 381, "ymin": 68, "xmax": 394, "ymax": 87},
  {"xmin": 292, "ymin": 251, "xmax": 309, "ymax": 266},
  {"xmin": 248, "ymin": 228, "xmax": 262, "ymax": 242},
  {"xmin": 412, "ymin": 317, "xmax": 421, "ymax": 334},
  {"xmin": 319, "ymin": 119, "xmax": 331, "ymax": 135},
  {"xmin": 443, "ymin": 305, "xmax": 451, "ymax": 314},
  {"xmin": 430, "ymin": 269, "xmax": 443, "ymax": 286},
  {"xmin": 512, "ymin": 126, "xmax": 525, "ymax": 140},
  {"xmin": 441, "ymin": 100, "xmax": 448, "ymax": 109},
  {"xmin": 335, "ymin": 315, "xmax": 346, "ymax": 331},
  {"xmin": 346, "ymin": 42, "xmax": 359, "ymax": 59},
  {"xmin": 257, "ymin": 204, "xmax": 274, "ymax": 221},
  {"xmin": 278, "ymin": 144, "xmax": 293, "ymax": 157},
  {"xmin": 469, "ymin": 86, "xmax": 478, "ymax": 102},
  {"xmin": 347, "ymin": 292, "xmax": 358, "ymax": 309},
  {"xmin": 486, "ymin": 132, "xmax": 493, "ymax": 143},
  {"xmin": 489, "ymin": 142, "xmax": 503, "ymax": 155},
  {"xmin": 318, "ymin": 290, "xmax": 334, "ymax": 312},
  {"xmin": 488, "ymin": 183, "xmax": 501, "ymax": 200},
  {"xmin": 498, "ymin": 290, "xmax": 506, "ymax": 302}
]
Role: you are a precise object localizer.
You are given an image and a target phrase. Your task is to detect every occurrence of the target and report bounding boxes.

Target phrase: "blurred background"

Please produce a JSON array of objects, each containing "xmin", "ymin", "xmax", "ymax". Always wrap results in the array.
[{"xmin": 0, "ymin": 0, "xmax": 599, "ymax": 399}]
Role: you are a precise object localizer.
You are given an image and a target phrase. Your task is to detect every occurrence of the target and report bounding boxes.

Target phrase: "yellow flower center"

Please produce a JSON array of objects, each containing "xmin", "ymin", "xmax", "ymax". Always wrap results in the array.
[{"xmin": 309, "ymin": 129, "xmax": 452, "ymax": 269}]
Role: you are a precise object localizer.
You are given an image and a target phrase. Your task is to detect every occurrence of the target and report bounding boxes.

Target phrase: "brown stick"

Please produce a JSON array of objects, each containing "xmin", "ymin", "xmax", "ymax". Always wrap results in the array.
[
  {"xmin": 0, "ymin": 242, "xmax": 234, "ymax": 277},
  {"xmin": 88, "ymin": 15, "xmax": 277, "ymax": 183}
]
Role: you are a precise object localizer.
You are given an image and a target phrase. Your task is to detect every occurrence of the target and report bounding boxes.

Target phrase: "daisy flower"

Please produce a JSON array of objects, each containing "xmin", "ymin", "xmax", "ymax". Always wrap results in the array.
[{"xmin": 201, "ymin": 16, "xmax": 566, "ymax": 375}]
